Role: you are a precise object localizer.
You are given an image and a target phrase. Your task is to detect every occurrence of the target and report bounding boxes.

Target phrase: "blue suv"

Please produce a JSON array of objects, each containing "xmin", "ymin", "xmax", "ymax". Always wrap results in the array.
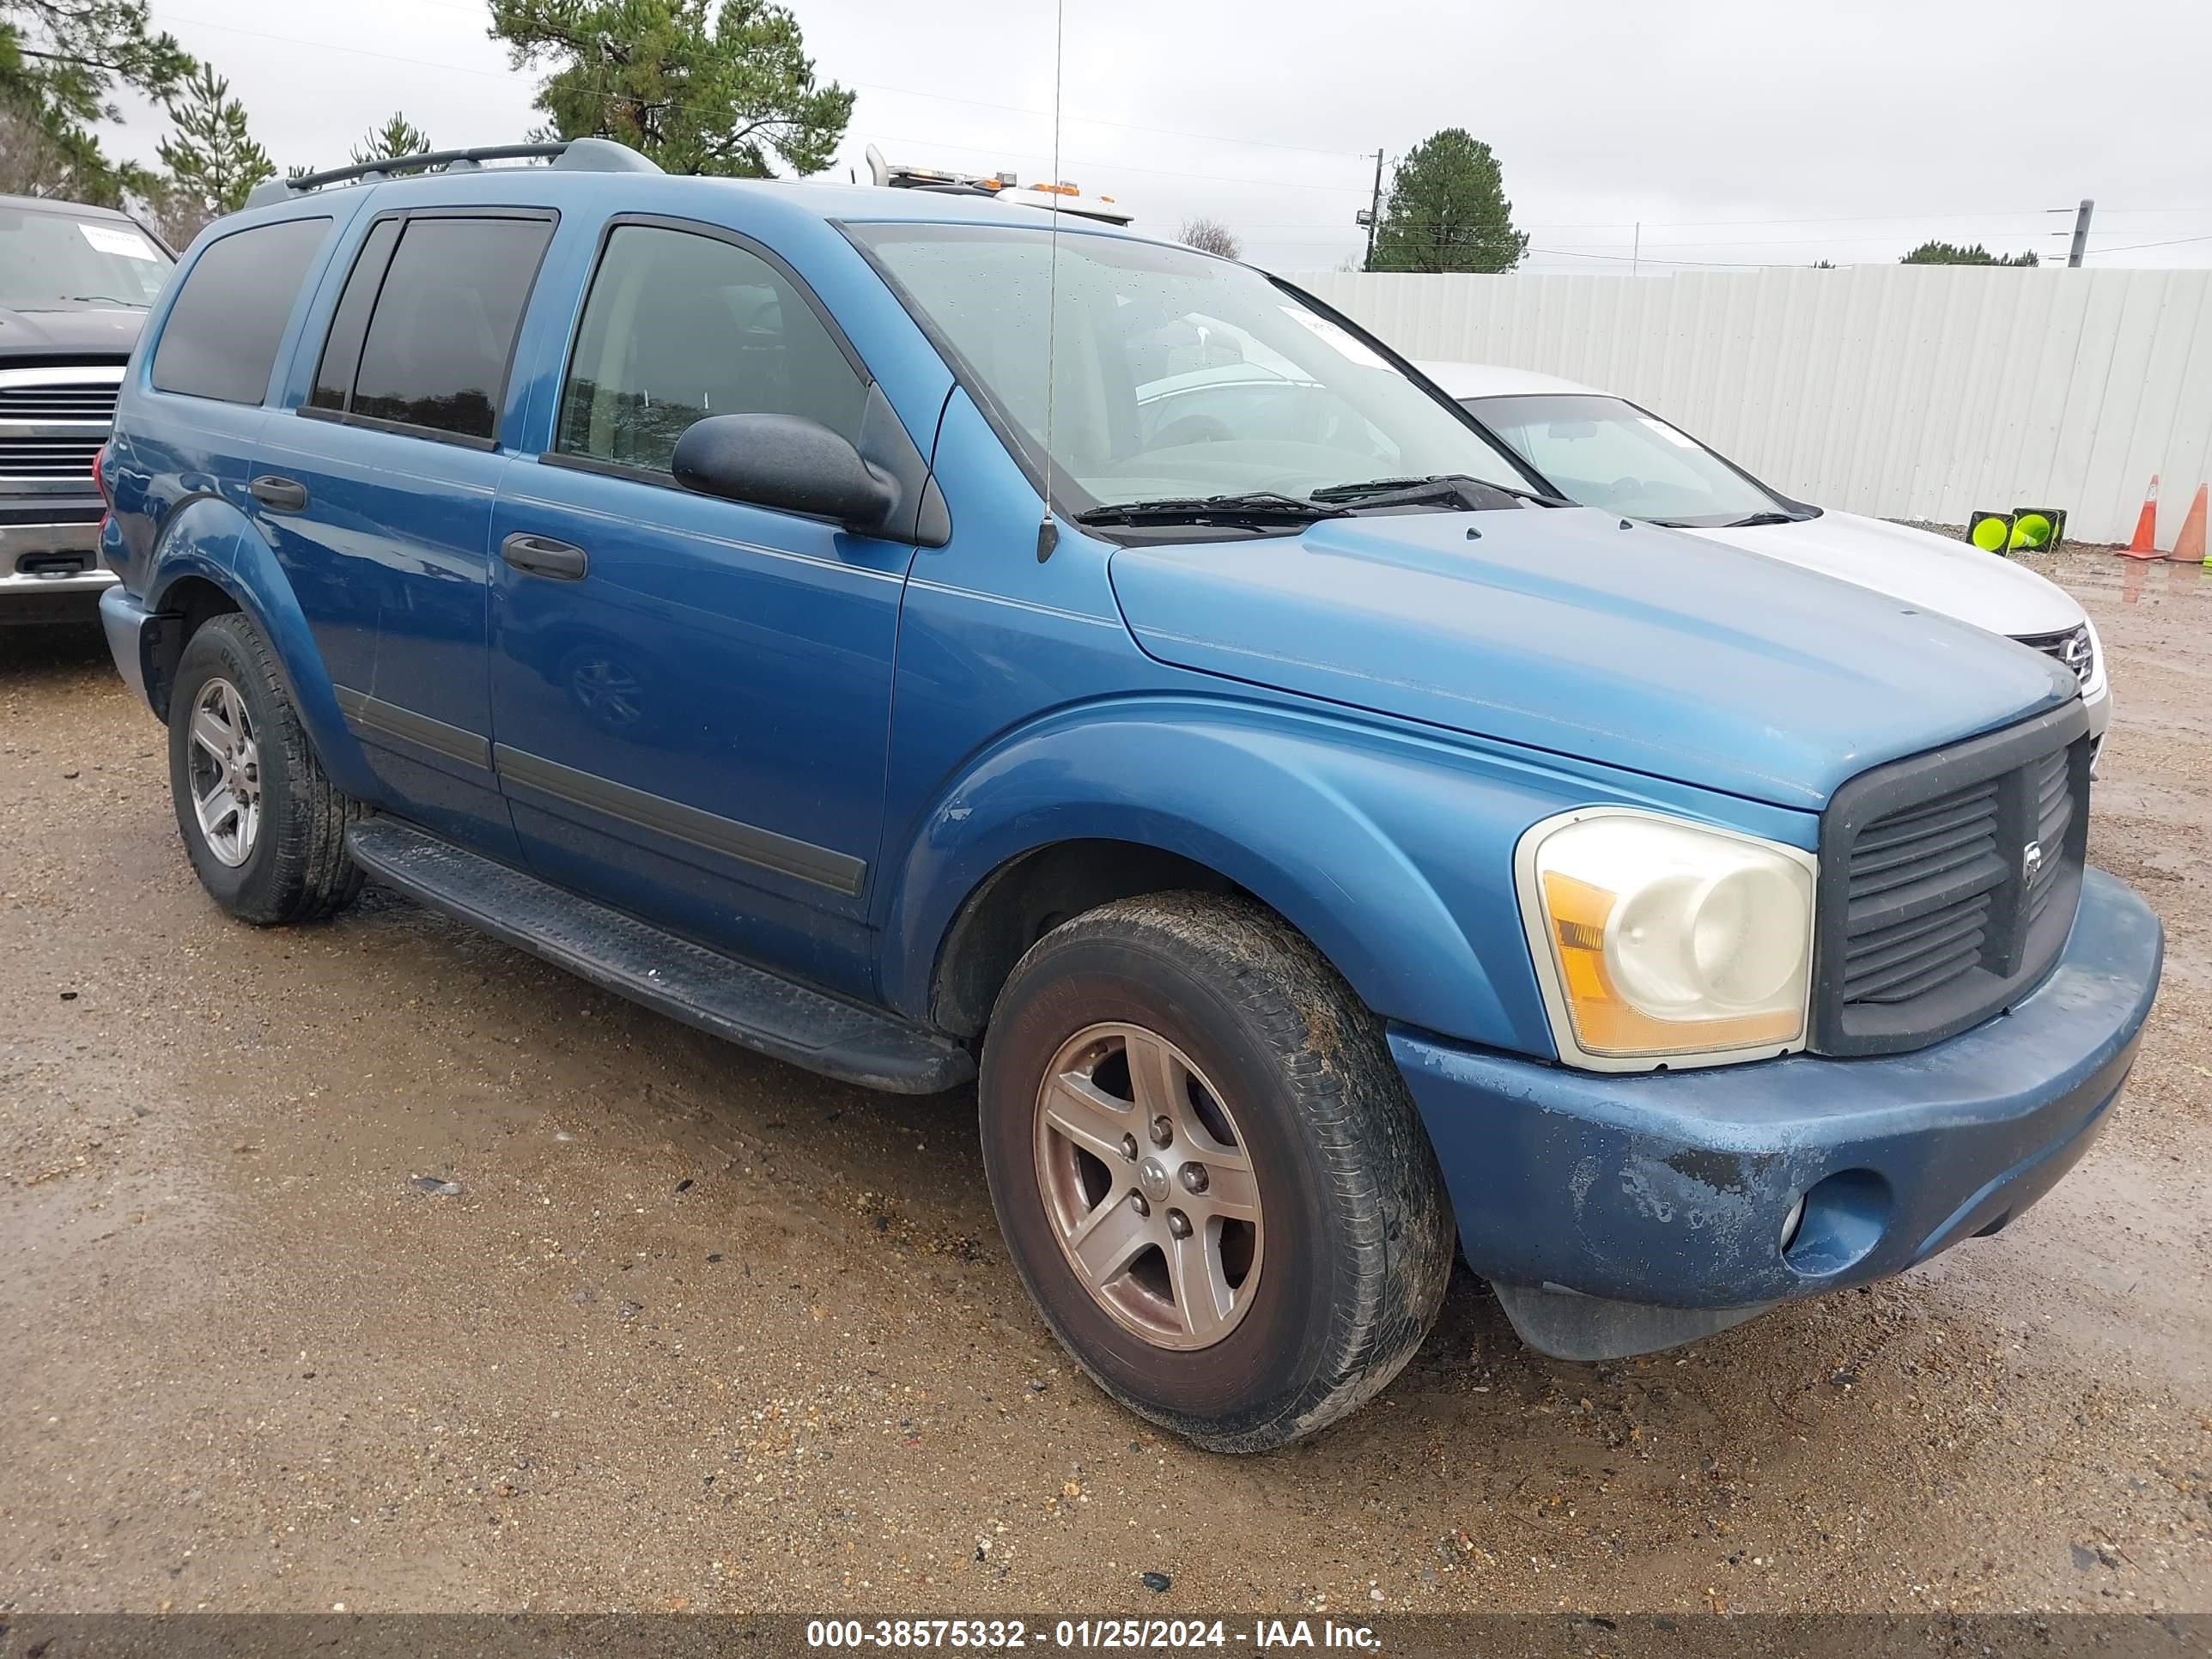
[{"xmin": 94, "ymin": 140, "xmax": 2162, "ymax": 1452}]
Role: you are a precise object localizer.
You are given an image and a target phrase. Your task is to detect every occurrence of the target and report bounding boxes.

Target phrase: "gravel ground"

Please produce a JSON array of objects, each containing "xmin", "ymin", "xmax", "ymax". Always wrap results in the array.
[{"xmin": 2, "ymin": 549, "xmax": 2208, "ymax": 1617}]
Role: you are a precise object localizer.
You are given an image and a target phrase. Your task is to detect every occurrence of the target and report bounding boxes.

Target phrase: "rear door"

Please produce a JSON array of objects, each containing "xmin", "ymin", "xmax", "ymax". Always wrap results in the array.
[{"xmin": 256, "ymin": 208, "xmax": 556, "ymax": 858}]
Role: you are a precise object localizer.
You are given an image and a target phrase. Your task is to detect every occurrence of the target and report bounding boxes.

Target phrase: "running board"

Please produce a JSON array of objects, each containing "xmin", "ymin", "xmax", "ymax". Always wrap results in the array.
[{"xmin": 345, "ymin": 819, "xmax": 973, "ymax": 1095}]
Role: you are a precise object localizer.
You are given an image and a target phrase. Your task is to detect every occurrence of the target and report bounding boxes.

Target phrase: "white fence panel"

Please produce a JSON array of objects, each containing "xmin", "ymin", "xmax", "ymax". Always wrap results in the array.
[{"xmin": 1294, "ymin": 266, "xmax": 2212, "ymax": 546}]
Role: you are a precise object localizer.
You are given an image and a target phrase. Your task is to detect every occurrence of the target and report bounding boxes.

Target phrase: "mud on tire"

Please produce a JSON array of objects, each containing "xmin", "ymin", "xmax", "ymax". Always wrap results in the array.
[
  {"xmin": 167, "ymin": 611, "xmax": 363, "ymax": 925},
  {"xmin": 978, "ymin": 891, "xmax": 1455, "ymax": 1453}
]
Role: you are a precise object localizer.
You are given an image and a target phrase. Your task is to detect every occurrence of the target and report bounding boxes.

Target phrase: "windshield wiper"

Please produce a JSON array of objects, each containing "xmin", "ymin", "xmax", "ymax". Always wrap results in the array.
[
  {"xmin": 1073, "ymin": 490, "xmax": 1349, "ymax": 529},
  {"xmin": 1312, "ymin": 473, "xmax": 1571, "ymax": 510},
  {"xmin": 1721, "ymin": 510, "xmax": 1803, "ymax": 528},
  {"xmin": 66, "ymin": 295, "xmax": 149, "ymax": 308}
]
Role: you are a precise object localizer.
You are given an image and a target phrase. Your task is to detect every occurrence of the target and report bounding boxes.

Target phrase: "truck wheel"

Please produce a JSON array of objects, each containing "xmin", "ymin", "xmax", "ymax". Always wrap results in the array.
[
  {"xmin": 167, "ymin": 612, "xmax": 362, "ymax": 925},
  {"xmin": 978, "ymin": 893, "xmax": 1455, "ymax": 1452}
]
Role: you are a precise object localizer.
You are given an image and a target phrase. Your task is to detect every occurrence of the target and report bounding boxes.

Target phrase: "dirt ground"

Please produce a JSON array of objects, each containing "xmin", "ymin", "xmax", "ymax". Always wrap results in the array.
[{"xmin": 2, "ymin": 546, "xmax": 2208, "ymax": 1620}]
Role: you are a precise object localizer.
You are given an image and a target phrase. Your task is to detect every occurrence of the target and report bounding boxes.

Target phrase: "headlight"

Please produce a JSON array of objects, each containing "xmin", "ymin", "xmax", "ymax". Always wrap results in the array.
[
  {"xmin": 1515, "ymin": 809, "xmax": 1817, "ymax": 1071},
  {"xmin": 2080, "ymin": 617, "xmax": 2106, "ymax": 699}
]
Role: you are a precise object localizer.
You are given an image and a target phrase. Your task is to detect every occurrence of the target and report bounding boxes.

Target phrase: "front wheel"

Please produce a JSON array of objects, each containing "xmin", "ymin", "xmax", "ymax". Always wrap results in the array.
[{"xmin": 978, "ymin": 893, "xmax": 1455, "ymax": 1453}]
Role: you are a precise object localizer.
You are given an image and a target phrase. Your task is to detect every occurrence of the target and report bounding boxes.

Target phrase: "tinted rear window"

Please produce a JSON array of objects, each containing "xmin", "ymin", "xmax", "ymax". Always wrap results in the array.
[
  {"xmin": 150, "ymin": 217, "xmax": 329, "ymax": 404},
  {"xmin": 346, "ymin": 216, "xmax": 553, "ymax": 441}
]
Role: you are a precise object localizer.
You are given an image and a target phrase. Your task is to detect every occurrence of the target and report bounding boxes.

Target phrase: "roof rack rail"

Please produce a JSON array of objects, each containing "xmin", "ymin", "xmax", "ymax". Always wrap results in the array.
[{"xmin": 243, "ymin": 137, "xmax": 660, "ymax": 210}]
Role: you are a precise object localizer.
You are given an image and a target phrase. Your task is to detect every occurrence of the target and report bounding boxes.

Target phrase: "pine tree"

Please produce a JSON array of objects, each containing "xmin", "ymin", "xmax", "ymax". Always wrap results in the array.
[
  {"xmin": 1900, "ymin": 240, "xmax": 2039, "ymax": 267},
  {"xmin": 1367, "ymin": 129, "xmax": 1528, "ymax": 274},
  {"xmin": 489, "ymin": 0, "xmax": 853, "ymax": 177},
  {"xmin": 0, "ymin": 0, "xmax": 195, "ymax": 204},
  {"xmin": 352, "ymin": 112, "xmax": 431, "ymax": 165},
  {"xmin": 149, "ymin": 64, "xmax": 273, "ymax": 243}
]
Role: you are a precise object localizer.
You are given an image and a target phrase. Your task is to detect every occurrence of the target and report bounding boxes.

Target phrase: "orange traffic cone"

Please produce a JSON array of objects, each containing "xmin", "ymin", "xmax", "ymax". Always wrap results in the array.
[
  {"xmin": 2121, "ymin": 474, "xmax": 2162, "ymax": 558},
  {"xmin": 2177, "ymin": 483, "xmax": 2209, "ymax": 564}
]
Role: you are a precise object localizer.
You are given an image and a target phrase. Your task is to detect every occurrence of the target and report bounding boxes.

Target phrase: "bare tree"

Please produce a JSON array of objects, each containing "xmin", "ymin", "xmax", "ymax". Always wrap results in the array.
[
  {"xmin": 1178, "ymin": 216, "xmax": 1242, "ymax": 260},
  {"xmin": 0, "ymin": 101, "xmax": 79, "ymax": 197}
]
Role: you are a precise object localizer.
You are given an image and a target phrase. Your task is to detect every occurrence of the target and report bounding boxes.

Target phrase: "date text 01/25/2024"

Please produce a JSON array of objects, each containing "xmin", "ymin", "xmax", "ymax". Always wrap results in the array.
[{"xmin": 805, "ymin": 1617, "xmax": 1382, "ymax": 1649}]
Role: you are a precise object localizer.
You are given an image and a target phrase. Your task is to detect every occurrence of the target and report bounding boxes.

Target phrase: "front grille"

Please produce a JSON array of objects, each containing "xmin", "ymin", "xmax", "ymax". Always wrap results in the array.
[
  {"xmin": 0, "ymin": 369, "xmax": 122, "ymax": 493},
  {"xmin": 0, "ymin": 434, "xmax": 104, "ymax": 478},
  {"xmin": 1813, "ymin": 704, "xmax": 2092, "ymax": 1056},
  {"xmin": 0, "ymin": 383, "xmax": 118, "ymax": 424},
  {"xmin": 2015, "ymin": 623, "xmax": 2094, "ymax": 687}
]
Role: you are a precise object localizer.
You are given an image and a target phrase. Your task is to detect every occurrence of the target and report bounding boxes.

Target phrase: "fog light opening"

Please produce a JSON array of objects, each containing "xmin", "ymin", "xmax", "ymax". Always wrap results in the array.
[{"xmin": 1782, "ymin": 1168, "xmax": 1892, "ymax": 1279}]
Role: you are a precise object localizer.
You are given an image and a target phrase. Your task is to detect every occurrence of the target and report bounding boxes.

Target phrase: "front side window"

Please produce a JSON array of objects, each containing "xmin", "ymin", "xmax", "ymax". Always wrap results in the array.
[
  {"xmin": 556, "ymin": 223, "xmax": 868, "ymax": 474},
  {"xmin": 848, "ymin": 222, "xmax": 1539, "ymax": 523},
  {"xmin": 339, "ymin": 215, "xmax": 553, "ymax": 441},
  {"xmin": 1468, "ymin": 393, "xmax": 1799, "ymax": 529},
  {"xmin": 150, "ymin": 217, "xmax": 327, "ymax": 405},
  {"xmin": 0, "ymin": 205, "xmax": 170, "ymax": 314}
]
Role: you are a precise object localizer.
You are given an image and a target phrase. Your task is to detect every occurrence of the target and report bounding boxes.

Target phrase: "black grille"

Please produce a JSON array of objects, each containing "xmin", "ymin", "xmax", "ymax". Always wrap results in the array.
[
  {"xmin": 1813, "ymin": 703, "xmax": 2092, "ymax": 1056},
  {"xmin": 0, "ymin": 383, "xmax": 119, "ymax": 423},
  {"xmin": 2014, "ymin": 623, "xmax": 2094, "ymax": 688},
  {"xmin": 0, "ymin": 434, "xmax": 105, "ymax": 478}
]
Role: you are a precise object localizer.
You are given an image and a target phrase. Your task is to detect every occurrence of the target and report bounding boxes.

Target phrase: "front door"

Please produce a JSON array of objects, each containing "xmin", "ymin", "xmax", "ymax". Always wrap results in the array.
[
  {"xmin": 489, "ymin": 219, "xmax": 915, "ymax": 997},
  {"xmin": 259, "ymin": 208, "xmax": 555, "ymax": 859}
]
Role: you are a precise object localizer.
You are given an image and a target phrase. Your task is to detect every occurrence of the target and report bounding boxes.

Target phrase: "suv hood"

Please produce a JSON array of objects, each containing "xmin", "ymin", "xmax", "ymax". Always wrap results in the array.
[
  {"xmin": 1689, "ymin": 509, "xmax": 2083, "ymax": 640},
  {"xmin": 0, "ymin": 305, "xmax": 143, "ymax": 362},
  {"xmin": 1108, "ymin": 507, "xmax": 2077, "ymax": 811}
]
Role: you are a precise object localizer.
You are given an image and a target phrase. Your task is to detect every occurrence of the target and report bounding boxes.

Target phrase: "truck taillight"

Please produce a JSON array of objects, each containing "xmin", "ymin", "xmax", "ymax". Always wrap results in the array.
[{"xmin": 94, "ymin": 443, "xmax": 109, "ymax": 506}]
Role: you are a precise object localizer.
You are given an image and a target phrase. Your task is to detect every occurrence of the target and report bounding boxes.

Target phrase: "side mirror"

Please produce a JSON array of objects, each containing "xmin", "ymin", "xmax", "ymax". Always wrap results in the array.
[{"xmin": 671, "ymin": 413, "xmax": 898, "ymax": 533}]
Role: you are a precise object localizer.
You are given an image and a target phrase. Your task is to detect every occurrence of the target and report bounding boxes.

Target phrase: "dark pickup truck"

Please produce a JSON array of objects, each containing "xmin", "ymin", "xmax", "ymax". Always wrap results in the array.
[{"xmin": 0, "ymin": 194, "xmax": 170, "ymax": 617}]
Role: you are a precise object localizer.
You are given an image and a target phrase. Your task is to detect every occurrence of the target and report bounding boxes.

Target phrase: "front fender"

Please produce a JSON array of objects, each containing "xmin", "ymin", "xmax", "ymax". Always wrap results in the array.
[
  {"xmin": 882, "ymin": 698, "xmax": 1808, "ymax": 1055},
  {"xmin": 146, "ymin": 497, "xmax": 381, "ymax": 801}
]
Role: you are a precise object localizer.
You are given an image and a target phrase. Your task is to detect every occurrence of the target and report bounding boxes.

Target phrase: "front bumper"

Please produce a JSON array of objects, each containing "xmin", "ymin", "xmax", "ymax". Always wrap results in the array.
[
  {"xmin": 1390, "ymin": 865, "xmax": 2161, "ymax": 1358},
  {"xmin": 0, "ymin": 514, "xmax": 114, "ymax": 600}
]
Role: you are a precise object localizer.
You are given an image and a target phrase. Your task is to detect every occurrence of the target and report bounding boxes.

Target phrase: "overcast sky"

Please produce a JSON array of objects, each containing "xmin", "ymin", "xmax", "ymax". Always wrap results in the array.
[{"xmin": 111, "ymin": 0, "xmax": 2212, "ymax": 275}]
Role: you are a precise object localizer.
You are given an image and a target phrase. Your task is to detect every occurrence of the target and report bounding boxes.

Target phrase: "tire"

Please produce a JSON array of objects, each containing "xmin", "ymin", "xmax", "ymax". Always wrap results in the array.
[
  {"xmin": 167, "ymin": 611, "xmax": 363, "ymax": 925},
  {"xmin": 978, "ymin": 892, "xmax": 1455, "ymax": 1453}
]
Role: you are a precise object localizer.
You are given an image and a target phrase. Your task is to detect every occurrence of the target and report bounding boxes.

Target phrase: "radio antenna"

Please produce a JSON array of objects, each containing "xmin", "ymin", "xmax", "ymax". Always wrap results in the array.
[{"xmin": 1035, "ymin": 0, "xmax": 1066, "ymax": 562}]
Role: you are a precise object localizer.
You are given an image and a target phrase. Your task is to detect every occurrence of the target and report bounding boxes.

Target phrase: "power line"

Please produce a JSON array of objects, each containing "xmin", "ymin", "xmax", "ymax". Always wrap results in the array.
[{"xmin": 2086, "ymin": 232, "xmax": 2212, "ymax": 256}]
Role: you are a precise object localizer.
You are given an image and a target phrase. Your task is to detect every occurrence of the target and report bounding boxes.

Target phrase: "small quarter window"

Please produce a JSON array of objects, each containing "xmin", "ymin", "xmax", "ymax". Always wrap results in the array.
[
  {"xmin": 309, "ymin": 216, "xmax": 402, "ymax": 412},
  {"xmin": 556, "ymin": 223, "xmax": 867, "ymax": 474},
  {"xmin": 150, "ymin": 216, "xmax": 329, "ymax": 404}
]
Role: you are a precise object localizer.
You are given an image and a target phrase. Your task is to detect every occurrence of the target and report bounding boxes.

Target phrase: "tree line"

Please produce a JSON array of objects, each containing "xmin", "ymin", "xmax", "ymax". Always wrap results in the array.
[
  {"xmin": 0, "ymin": 2, "xmax": 2037, "ymax": 274},
  {"xmin": 0, "ymin": 0, "xmax": 855, "ymax": 244}
]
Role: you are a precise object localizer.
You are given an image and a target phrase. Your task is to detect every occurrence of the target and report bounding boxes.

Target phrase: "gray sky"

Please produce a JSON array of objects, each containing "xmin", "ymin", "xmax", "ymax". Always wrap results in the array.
[{"xmin": 113, "ymin": 0, "xmax": 2212, "ymax": 274}]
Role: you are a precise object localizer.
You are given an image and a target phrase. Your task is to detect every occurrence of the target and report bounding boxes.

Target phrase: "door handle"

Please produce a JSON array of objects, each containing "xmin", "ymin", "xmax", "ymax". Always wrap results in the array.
[
  {"xmin": 501, "ymin": 532, "xmax": 589, "ymax": 581},
  {"xmin": 249, "ymin": 475, "xmax": 308, "ymax": 513}
]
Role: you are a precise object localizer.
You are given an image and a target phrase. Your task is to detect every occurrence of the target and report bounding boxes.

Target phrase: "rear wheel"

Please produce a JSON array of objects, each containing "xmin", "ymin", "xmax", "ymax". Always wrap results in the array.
[
  {"xmin": 978, "ymin": 893, "xmax": 1455, "ymax": 1453},
  {"xmin": 167, "ymin": 612, "xmax": 362, "ymax": 924}
]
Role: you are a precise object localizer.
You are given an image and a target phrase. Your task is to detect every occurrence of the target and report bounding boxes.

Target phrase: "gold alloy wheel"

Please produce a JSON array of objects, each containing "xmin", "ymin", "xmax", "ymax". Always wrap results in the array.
[{"xmin": 1032, "ymin": 1022, "xmax": 1264, "ymax": 1351}]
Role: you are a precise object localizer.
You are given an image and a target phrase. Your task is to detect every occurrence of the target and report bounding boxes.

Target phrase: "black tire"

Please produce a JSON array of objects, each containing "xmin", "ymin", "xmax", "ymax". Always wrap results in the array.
[
  {"xmin": 978, "ymin": 892, "xmax": 1455, "ymax": 1453},
  {"xmin": 167, "ymin": 611, "xmax": 363, "ymax": 925}
]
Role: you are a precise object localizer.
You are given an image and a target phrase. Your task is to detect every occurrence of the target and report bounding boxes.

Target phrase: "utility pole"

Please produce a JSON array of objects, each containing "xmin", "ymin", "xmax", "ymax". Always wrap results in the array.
[
  {"xmin": 2068, "ymin": 198, "xmax": 2094, "ymax": 267},
  {"xmin": 1354, "ymin": 149, "xmax": 1384, "ymax": 270},
  {"xmin": 2048, "ymin": 198, "xmax": 2094, "ymax": 266}
]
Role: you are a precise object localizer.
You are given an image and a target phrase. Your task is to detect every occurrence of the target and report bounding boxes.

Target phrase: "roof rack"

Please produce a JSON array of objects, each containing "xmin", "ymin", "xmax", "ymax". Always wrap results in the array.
[{"xmin": 244, "ymin": 137, "xmax": 660, "ymax": 210}]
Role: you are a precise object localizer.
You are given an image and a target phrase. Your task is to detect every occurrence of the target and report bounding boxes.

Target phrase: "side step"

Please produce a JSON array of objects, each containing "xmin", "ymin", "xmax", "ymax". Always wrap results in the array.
[{"xmin": 345, "ymin": 819, "xmax": 974, "ymax": 1095}]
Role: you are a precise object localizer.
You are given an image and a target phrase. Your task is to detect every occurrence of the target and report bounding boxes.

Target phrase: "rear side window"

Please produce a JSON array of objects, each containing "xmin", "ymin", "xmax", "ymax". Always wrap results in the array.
[
  {"xmin": 556, "ymin": 223, "xmax": 867, "ymax": 474},
  {"xmin": 150, "ymin": 217, "xmax": 329, "ymax": 404},
  {"xmin": 317, "ymin": 215, "xmax": 553, "ymax": 443}
]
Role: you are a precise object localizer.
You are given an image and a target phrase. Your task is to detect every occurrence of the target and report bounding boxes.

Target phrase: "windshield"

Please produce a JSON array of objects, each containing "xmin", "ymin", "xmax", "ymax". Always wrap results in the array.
[
  {"xmin": 0, "ymin": 205, "xmax": 170, "ymax": 312},
  {"xmin": 1465, "ymin": 393, "xmax": 1801, "ymax": 528},
  {"xmin": 850, "ymin": 222, "xmax": 1540, "ymax": 520}
]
